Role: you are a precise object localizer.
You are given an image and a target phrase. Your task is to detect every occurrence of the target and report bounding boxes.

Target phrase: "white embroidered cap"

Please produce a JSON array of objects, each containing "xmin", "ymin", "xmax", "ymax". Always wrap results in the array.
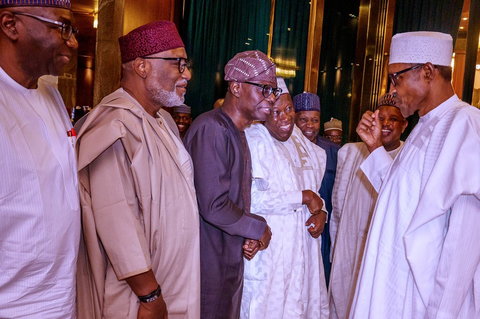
[
  {"xmin": 276, "ymin": 77, "xmax": 288, "ymax": 95},
  {"xmin": 389, "ymin": 31, "xmax": 453, "ymax": 66}
]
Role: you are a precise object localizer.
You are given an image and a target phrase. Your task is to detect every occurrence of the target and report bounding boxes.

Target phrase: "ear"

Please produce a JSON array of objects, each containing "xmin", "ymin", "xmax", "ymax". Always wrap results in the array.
[
  {"xmin": 0, "ymin": 11, "xmax": 20, "ymax": 41},
  {"xmin": 132, "ymin": 57, "xmax": 149, "ymax": 79},
  {"xmin": 229, "ymin": 81, "xmax": 241, "ymax": 98},
  {"xmin": 423, "ymin": 62, "xmax": 436, "ymax": 81}
]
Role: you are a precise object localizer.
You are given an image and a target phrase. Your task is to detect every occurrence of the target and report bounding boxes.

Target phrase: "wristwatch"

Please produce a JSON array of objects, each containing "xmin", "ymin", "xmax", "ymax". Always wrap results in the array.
[{"xmin": 138, "ymin": 285, "xmax": 162, "ymax": 303}]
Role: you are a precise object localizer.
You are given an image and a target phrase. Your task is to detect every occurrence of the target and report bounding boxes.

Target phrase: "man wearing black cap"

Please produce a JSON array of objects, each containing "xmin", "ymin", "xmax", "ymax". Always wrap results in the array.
[
  {"xmin": 184, "ymin": 50, "xmax": 276, "ymax": 319},
  {"xmin": 0, "ymin": 1, "xmax": 80, "ymax": 317}
]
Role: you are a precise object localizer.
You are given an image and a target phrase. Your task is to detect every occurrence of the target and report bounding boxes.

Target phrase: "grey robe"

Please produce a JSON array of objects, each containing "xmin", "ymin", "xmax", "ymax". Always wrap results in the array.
[{"xmin": 183, "ymin": 108, "xmax": 267, "ymax": 319}]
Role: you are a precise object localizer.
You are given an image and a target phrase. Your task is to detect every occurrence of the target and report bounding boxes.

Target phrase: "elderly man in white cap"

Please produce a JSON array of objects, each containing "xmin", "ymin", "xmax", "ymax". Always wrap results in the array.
[
  {"xmin": 241, "ymin": 78, "xmax": 329, "ymax": 318},
  {"xmin": 352, "ymin": 31, "xmax": 480, "ymax": 318}
]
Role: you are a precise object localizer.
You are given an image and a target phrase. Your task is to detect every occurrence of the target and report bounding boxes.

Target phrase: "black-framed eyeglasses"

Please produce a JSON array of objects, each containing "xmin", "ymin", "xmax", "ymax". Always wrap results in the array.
[
  {"xmin": 388, "ymin": 64, "xmax": 424, "ymax": 87},
  {"xmin": 13, "ymin": 12, "xmax": 78, "ymax": 41},
  {"xmin": 141, "ymin": 57, "xmax": 191, "ymax": 74},
  {"xmin": 244, "ymin": 81, "xmax": 282, "ymax": 98}
]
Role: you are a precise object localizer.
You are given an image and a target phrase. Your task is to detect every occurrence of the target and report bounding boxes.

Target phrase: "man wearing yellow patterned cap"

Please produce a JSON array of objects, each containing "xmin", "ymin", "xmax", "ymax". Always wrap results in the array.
[{"xmin": 0, "ymin": 1, "xmax": 80, "ymax": 317}]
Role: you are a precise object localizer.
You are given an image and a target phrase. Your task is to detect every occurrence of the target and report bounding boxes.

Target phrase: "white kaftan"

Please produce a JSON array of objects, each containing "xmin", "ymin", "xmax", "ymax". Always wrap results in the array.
[
  {"xmin": 241, "ymin": 124, "xmax": 330, "ymax": 319},
  {"xmin": 350, "ymin": 95, "xmax": 480, "ymax": 318},
  {"xmin": 329, "ymin": 142, "xmax": 402, "ymax": 319},
  {"xmin": 0, "ymin": 67, "xmax": 80, "ymax": 318}
]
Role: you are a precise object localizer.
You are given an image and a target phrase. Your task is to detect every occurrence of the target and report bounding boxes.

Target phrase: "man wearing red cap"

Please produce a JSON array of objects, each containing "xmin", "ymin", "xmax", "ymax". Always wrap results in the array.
[
  {"xmin": 75, "ymin": 21, "xmax": 200, "ymax": 319},
  {"xmin": 183, "ymin": 50, "xmax": 276, "ymax": 319},
  {"xmin": 0, "ymin": 1, "xmax": 80, "ymax": 317}
]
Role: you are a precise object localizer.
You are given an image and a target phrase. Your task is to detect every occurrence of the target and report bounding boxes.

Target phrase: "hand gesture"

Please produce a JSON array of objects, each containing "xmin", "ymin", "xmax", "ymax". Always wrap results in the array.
[
  {"xmin": 243, "ymin": 239, "xmax": 261, "ymax": 260},
  {"xmin": 356, "ymin": 110, "xmax": 382, "ymax": 153},
  {"xmin": 305, "ymin": 213, "xmax": 326, "ymax": 238}
]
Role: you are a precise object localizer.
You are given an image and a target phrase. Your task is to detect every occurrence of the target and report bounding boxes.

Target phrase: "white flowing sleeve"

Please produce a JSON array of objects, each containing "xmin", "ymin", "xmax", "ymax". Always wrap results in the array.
[{"xmin": 359, "ymin": 146, "xmax": 393, "ymax": 192}]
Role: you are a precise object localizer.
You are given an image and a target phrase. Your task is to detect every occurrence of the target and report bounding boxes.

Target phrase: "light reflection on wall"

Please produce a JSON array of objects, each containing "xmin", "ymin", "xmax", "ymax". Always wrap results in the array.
[{"xmin": 273, "ymin": 57, "xmax": 299, "ymax": 78}]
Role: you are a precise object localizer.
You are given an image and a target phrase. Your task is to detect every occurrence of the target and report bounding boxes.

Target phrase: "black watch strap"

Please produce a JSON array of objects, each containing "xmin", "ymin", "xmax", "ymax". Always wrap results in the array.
[{"xmin": 138, "ymin": 285, "xmax": 162, "ymax": 303}]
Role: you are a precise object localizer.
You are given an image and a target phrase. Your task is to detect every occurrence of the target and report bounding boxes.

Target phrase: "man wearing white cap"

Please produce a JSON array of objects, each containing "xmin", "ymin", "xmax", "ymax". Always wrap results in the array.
[
  {"xmin": 352, "ymin": 31, "xmax": 480, "ymax": 318},
  {"xmin": 241, "ymin": 78, "xmax": 329, "ymax": 318}
]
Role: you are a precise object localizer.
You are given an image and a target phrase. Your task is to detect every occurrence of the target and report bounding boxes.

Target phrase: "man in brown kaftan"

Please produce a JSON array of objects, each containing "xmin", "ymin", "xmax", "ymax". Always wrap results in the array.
[
  {"xmin": 184, "ymin": 50, "xmax": 277, "ymax": 319},
  {"xmin": 75, "ymin": 21, "xmax": 200, "ymax": 319}
]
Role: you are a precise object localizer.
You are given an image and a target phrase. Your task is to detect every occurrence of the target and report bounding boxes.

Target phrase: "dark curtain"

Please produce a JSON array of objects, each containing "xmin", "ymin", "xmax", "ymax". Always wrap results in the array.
[
  {"xmin": 393, "ymin": 0, "xmax": 464, "ymax": 139},
  {"xmin": 183, "ymin": 0, "xmax": 271, "ymax": 116},
  {"xmin": 462, "ymin": 0, "xmax": 480, "ymax": 103},
  {"xmin": 271, "ymin": 0, "xmax": 311, "ymax": 96},
  {"xmin": 316, "ymin": 0, "xmax": 360, "ymax": 140},
  {"xmin": 393, "ymin": 0, "xmax": 464, "ymax": 41}
]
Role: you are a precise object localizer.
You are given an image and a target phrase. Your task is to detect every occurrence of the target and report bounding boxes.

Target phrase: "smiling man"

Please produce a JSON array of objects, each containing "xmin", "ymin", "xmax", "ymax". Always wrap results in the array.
[
  {"xmin": 0, "ymin": 1, "xmax": 80, "ymax": 318},
  {"xmin": 184, "ymin": 50, "xmax": 275, "ymax": 319},
  {"xmin": 172, "ymin": 104, "xmax": 192, "ymax": 138},
  {"xmin": 75, "ymin": 21, "xmax": 200, "ymax": 319},
  {"xmin": 328, "ymin": 94, "xmax": 407, "ymax": 319},
  {"xmin": 294, "ymin": 92, "xmax": 340, "ymax": 283},
  {"xmin": 352, "ymin": 31, "xmax": 480, "ymax": 318},
  {"xmin": 241, "ymin": 79, "xmax": 329, "ymax": 318}
]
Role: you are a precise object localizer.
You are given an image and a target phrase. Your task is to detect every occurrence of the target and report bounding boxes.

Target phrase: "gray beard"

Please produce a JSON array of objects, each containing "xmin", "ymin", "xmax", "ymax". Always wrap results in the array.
[{"xmin": 148, "ymin": 86, "xmax": 184, "ymax": 107}]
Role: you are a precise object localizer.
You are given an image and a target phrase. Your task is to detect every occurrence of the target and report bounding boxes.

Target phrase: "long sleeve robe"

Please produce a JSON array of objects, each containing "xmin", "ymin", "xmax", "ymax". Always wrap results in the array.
[
  {"xmin": 75, "ymin": 88, "xmax": 200, "ymax": 319},
  {"xmin": 241, "ymin": 124, "xmax": 329, "ymax": 319},
  {"xmin": 315, "ymin": 136, "xmax": 340, "ymax": 282},
  {"xmin": 0, "ymin": 68, "xmax": 80, "ymax": 318},
  {"xmin": 350, "ymin": 95, "xmax": 480, "ymax": 318},
  {"xmin": 183, "ymin": 108, "xmax": 267, "ymax": 319},
  {"xmin": 328, "ymin": 142, "xmax": 402, "ymax": 319}
]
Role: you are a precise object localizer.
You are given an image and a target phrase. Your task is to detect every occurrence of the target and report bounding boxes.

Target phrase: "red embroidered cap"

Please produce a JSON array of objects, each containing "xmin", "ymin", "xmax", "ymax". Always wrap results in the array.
[{"xmin": 118, "ymin": 21, "xmax": 185, "ymax": 64}]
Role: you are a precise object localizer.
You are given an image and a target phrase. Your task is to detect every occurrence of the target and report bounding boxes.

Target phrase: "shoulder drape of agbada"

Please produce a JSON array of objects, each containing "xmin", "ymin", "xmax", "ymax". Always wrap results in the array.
[{"xmin": 75, "ymin": 89, "xmax": 200, "ymax": 319}]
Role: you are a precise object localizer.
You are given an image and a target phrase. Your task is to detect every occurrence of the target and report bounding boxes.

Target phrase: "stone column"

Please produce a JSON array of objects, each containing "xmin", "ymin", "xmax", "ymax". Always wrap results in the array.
[{"xmin": 93, "ymin": 0, "xmax": 125, "ymax": 105}]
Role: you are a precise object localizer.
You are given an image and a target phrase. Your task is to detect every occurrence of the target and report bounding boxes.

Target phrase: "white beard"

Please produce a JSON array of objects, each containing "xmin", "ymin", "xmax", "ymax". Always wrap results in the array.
[{"xmin": 148, "ymin": 86, "xmax": 185, "ymax": 107}]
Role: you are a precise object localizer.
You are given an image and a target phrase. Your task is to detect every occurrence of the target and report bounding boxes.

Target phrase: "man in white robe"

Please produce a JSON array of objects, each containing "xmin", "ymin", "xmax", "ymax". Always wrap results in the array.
[
  {"xmin": 241, "ymin": 83, "xmax": 330, "ymax": 318},
  {"xmin": 75, "ymin": 21, "xmax": 200, "ymax": 319},
  {"xmin": 351, "ymin": 31, "xmax": 480, "ymax": 318},
  {"xmin": 328, "ymin": 95, "xmax": 407, "ymax": 319},
  {"xmin": 0, "ymin": 2, "xmax": 80, "ymax": 318}
]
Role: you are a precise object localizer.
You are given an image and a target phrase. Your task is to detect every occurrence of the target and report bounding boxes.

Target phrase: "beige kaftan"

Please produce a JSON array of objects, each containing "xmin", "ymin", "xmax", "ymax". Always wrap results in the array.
[{"xmin": 75, "ymin": 88, "xmax": 200, "ymax": 319}]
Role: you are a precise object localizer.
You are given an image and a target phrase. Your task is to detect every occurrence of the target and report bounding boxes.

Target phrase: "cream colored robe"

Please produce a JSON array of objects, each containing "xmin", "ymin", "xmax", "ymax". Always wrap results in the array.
[
  {"xmin": 328, "ymin": 142, "xmax": 402, "ymax": 319},
  {"xmin": 75, "ymin": 88, "xmax": 200, "ymax": 319}
]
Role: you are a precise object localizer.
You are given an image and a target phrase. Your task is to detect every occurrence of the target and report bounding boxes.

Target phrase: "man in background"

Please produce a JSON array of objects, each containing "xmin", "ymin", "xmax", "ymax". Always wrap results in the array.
[
  {"xmin": 173, "ymin": 104, "xmax": 192, "ymax": 138},
  {"xmin": 324, "ymin": 117, "xmax": 343, "ymax": 145},
  {"xmin": 184, "ymin": 50, "xmax": 274, "ymax": 319},
  {"xmin": 294, "ymin": 92, "xmax": 340, "ymax": 282},
  {"xmin": 0, "ymin": 1, "xmax": 80, "ymax": 317},
  {"xmin": 75, "ymin": 21, "xmax": 200, "ymax": 319},
  {"xmin": 328, "ymin": 94, "xmax": 407, "ymax": 319}
]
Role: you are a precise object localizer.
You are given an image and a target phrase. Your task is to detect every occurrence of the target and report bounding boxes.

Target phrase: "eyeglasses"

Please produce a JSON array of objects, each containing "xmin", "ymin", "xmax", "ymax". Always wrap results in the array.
[
  {"xmin": 244, "ymin": 81, "xmax": 282, "ymax": 98},
  {"xmin": 141, "ymin": 57, "xmax": 191, "ymax": 74},
  {"xmin": 13, "ymin": 12, "xmax": 78, "ymax": 41},
  {"xmin": 388, "ymin": 64, "xmax": 424, "ymax": 87}
]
